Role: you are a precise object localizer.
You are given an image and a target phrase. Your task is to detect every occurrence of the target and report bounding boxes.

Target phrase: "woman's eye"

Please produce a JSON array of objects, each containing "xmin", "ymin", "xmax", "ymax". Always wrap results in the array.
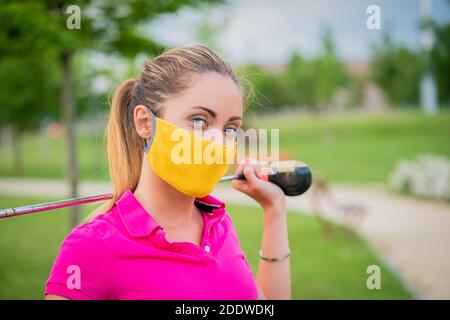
[
  {"xmin": 191, "ymin": 117, "xmax": 207, "ymax": 128},
  {"xmin": 224, "ymin": 127, "xmax": 237, "ymax": 135}
]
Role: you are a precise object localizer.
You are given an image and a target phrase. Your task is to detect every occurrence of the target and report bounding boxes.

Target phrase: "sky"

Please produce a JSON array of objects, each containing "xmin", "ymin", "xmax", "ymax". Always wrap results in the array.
[{"xmin": 144, "ymin": 0, "xmax": 450, "ymax": 65}]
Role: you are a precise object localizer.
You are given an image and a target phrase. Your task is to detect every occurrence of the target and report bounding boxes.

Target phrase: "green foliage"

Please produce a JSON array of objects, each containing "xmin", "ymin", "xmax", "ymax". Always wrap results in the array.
[
  {"xmin": 0, "ymin": 1, "xmax": 61, "ymax": 56},
  {"xmin": 370, "ymin": 33, "xmax": 422, "ymax": 107},
  {"xmin": 0, "ymin": 0, "xmax": 221, "ymax": 57},
  {"xmin": 311, "ymin": 28, "xmax": 349, "ymax": 107},
  {"xmin": 348, "ymin": 75, "xmax": 366, "ymax": 107},
  {"xmin": 281, "ymin": 53, "xmax": 316, "ymax": 107},
  {"xmin": 431, "ymin": 22, "xmax": 450, "ymax": 105},
  {"xmin": 0, "ymin": 0, "xmax": 221, "ymax": 132},
  {"xmin": 282, "ymin": 30, "xmax": 349, "ymax": 109},
  {"xmin": 238, "ymin": 64, "xmax": 286, "ymax": 113},
  {"xmin": 239, "ymin": 28, "xmax": 349, "ymax": 112},
  {"xmin": 0, "ymin": 53, "xmax": 60, "ymax": 130}
]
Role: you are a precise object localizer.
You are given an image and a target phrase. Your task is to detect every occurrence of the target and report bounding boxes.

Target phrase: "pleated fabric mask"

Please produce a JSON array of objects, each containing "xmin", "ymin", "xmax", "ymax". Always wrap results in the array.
[{"xmin": 143, "ymin": 106, "xmax": 236, "ymax": 198}]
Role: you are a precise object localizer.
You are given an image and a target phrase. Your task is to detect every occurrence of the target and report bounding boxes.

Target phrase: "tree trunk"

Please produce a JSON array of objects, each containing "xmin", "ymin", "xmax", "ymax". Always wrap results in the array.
[
  {"xmin": 11, "ymin": 124, "xmax": 23, "ymax": 176},
  {"xmin": 60, "ymin": 52, "xmax": 80, "ymax": 228}
]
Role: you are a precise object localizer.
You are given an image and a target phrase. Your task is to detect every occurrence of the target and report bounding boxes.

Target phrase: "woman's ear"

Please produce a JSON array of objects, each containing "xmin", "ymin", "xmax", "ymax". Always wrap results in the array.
[{"xmin": 133, "ymin": 104, "xmax": 154, "ymax": 143}]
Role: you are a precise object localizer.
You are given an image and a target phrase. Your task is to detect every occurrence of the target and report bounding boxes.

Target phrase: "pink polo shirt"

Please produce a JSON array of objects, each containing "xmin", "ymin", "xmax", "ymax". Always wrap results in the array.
[{"xmin": 45, "ymin": 189, "xmax": 259, "ymax": 300}]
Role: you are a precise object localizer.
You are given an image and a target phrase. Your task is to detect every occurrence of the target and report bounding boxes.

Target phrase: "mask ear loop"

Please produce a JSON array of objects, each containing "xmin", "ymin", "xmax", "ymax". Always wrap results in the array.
[{"xmin": 143, "ymin": 106, "xmax": 157, "ymax": 154}]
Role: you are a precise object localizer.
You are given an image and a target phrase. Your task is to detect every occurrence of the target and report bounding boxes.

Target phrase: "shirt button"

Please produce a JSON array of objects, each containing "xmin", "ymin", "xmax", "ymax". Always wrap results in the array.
[{"xmin": 204, "ymin": 245, "xmax": 211, "ymax": 253}]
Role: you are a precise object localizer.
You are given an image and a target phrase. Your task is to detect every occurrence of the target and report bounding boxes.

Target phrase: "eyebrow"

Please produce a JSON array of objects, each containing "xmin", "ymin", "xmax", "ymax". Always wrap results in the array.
[{"xmin": 190, "ymin": 106, "xmax": 242, "ymax": 122}]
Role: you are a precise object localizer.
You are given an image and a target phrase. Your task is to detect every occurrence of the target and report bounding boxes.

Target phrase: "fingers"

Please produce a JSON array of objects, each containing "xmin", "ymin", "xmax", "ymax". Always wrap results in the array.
[
  {"xmin": 254, "ymin": 165, "xmax": 269, "ymax": 181},
  {"xmin": 231, "ymin": 178, "xmax": 247, "ymax": 192},
  {"xmin": 230, "ymin": 158, "xmax": 284, "ymax": 205},
  {"xmin": 234, "ymin": 158, "xmax": 270, "ymax": 180}
]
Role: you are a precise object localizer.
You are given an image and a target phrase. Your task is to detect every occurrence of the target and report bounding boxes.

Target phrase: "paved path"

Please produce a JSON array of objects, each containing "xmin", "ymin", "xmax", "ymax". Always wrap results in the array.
[{"xmin": 1, "ymin": 177, "xmax": 449, "ymax": 299}]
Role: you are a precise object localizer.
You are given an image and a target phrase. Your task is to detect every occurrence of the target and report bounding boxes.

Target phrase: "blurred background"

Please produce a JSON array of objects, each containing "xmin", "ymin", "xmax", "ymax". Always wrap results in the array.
[{"xmin": 0, "ymin": 0, "xmax": 449, "ymax": 299}]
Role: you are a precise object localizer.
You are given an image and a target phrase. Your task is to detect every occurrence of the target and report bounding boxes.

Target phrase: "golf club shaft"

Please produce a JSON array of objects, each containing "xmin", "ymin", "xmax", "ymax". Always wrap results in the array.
[{"xmin": 0, "ymin": 175, "xmax": 242, "ymax": 218}]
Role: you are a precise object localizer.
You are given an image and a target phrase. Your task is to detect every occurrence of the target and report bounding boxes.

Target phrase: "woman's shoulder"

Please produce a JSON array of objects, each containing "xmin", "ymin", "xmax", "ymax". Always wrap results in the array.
[
  {"xmin": 46, "ymin": 211, "xmax": 117, "ymax": 300},
  {"xmin": 48, "ymin": 211, "xmax": 117, "ymax": 281},
  {"xmin": 62, "ymin": 209, "xmax": 118, "ymax": 248}
]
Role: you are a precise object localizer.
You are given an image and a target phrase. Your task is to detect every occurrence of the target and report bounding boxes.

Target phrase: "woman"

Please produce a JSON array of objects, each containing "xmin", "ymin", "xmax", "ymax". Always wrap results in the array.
[{"xmin": 45, "ymin": 45, "xmax": 291, "ymax": 300}]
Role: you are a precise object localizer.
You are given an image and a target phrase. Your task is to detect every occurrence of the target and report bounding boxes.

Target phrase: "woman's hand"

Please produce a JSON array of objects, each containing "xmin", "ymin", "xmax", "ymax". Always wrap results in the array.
[
  {"xmin": 233, "ymin": 158, "xmax": 291, "ymax": 299},
  {"xmin": 231, "ymin": 158, "xmax": 286, "ymax": 213}
]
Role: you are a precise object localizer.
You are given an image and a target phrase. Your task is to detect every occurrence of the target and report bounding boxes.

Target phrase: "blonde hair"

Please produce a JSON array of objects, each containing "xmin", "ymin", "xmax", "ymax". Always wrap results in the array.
[{"xmin": 89, "ymin": 45, "xmax": 252, "ymax": 218}]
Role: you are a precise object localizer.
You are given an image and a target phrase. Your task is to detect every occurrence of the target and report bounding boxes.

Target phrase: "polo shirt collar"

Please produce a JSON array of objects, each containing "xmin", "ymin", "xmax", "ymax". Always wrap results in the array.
[{"xmin": 116, "ymin": 189, "xmax": 226, "ymax": 238}]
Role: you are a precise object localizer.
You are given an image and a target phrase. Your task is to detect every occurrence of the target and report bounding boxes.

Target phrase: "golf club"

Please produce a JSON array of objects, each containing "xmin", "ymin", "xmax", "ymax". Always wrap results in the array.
[{"xmin": 0, "ymin": 160, "xmax": 312, "ymax": 219}]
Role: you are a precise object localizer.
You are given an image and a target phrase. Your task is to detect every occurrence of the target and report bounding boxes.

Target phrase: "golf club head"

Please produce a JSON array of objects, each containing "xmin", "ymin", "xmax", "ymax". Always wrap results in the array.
[{"xmin": 268, "ymin": 161, "xmax": 312, "ymax": 196}]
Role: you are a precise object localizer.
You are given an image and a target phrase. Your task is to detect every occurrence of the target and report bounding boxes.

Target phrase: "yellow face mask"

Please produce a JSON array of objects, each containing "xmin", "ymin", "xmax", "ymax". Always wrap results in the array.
[{"xmin": 144, "ymin": 107, "xmax": 236, "ymax": 198}]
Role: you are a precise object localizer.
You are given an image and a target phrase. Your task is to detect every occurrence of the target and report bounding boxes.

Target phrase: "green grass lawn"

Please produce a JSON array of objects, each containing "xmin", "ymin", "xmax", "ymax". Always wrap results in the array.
[
  {"xmin": 0, "ymin": 194, "xmax": 412, "ymax": 299},
  {"xmin": 250, "ymin": 111, "xmax": 450, "ymax": 183},
  {"xmin": 0, "ymin": 131, "xmax": 109, "ymax": 181},
  {"xmin": 0, "ymin": 111, "xmax": 449, "ymax": 184}
]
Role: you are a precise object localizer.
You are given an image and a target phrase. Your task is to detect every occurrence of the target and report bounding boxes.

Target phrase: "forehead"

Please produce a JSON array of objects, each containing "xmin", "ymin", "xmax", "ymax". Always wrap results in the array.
[{"xmin": 164, "ymin": 72, "xmax": 244, "ymax": 118}]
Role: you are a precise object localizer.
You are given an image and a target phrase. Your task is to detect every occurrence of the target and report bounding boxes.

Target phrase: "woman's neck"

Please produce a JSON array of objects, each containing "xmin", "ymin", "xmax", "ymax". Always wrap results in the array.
[{"xmin": 133, "ymin": 157, "xmax": 200, "ymax": 230}]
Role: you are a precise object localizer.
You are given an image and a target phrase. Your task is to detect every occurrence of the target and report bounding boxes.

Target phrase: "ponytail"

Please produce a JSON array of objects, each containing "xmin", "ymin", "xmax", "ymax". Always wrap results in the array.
[{"xmin": 87, "ymin": 79, "xmax": 144, "ymax": 219}]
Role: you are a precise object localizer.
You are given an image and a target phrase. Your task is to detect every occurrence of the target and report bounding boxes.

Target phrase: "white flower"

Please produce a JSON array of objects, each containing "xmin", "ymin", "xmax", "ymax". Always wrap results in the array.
[{"xmin": 389, "ymin": 154, "xmax": 450, "ymax": 201}]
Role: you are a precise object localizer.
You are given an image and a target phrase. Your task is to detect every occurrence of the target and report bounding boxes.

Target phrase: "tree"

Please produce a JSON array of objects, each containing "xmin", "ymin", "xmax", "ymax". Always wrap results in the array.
[
  {"xmin": 281, "ymin": 28, "xmax": 348, "ymax": 110},
  {"xmin": 0, "ymin": 0, "xmax": 221, "ymax": 227},
  {"xmin": 431, "ymin": 22, "xmax": 450, "ymax": 106},
  {"xmin": 371, "ymin": 32, "xmax": 422, "ymax": 107},
  {"xmin": 0, "ymin": 52, "xmax": 60, "ymax": 175},
  {"xmin": 238, "ymin": 28, "xmax": 349, "ymax": 112},
  {"xmin": 311, "ymin": 28, "xmax": 349, "ymax": 108},
  {"xmin": 238, "ymin": 64, "xmax": 285, "ymax": 113},
  {"xmin": 282, "ymin": 53, "xmax": 315, "ymax": 107}
]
